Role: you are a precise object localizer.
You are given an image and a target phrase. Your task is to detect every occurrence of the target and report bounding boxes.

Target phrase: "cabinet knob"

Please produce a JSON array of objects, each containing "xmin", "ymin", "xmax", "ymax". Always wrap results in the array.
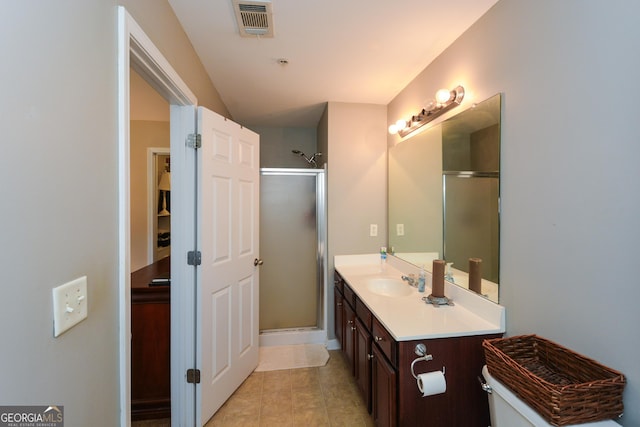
[
  {"xmin": 367, "ymin": 354, "xmax": 375, "ymax": 360},
  {"xmin": 347, "ymin": 320, "xmax": 353, "ymax": 325},
  {"xmin": 375, "ymin": 336, "xmax": 384, "ymax": 342},
  {"xmin": 337, "ymin": 302, "xmax": 343, "ymax": 306},
  {"xmin": 351, "ymin": 326, "xmax": 357, "ymax": 331}
]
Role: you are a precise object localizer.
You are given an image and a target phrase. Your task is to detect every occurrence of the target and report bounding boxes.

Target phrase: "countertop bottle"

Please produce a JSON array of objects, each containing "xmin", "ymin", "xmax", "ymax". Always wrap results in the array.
[{"xmin": 418, "ymin": 265, "xmax": 426, "ymax": 293}]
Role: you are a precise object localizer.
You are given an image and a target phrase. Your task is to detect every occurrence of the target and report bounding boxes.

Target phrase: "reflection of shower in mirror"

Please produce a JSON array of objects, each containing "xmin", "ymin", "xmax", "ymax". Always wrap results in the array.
[{"xmin": 291, "ymin": 149, "xmax": 322, "ymax": 168}]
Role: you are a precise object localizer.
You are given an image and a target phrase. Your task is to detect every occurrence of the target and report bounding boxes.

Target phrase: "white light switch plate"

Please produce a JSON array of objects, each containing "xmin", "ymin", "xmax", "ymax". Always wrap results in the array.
[
  {"xmin": 369, "ymin": 224, "xmax": 378, "ymax": 237},
  {"xmin": 52, "ymin": 276, "xmax": 88, "ymax": 337},
  {"xmin": 397, "ymin": 223, "xmax": 405, "ymax": 236}
]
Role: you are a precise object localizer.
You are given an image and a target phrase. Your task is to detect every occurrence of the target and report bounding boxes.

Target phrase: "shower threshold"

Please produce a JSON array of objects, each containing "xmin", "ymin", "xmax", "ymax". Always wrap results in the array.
[{"xmin": 259, "ymin": 327, "xmax": 327, "ymax": 347}]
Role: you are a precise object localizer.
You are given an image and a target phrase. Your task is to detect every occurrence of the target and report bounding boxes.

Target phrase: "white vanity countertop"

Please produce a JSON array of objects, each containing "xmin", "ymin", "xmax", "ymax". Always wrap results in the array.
[{"xmin": 335, "ymin": 254, "xmax": 506, "ymax": 341}]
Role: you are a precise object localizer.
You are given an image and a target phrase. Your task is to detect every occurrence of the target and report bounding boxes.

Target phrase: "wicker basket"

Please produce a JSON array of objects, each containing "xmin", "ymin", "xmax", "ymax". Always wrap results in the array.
[{"xmin": 483, "ymin": 335, "xmax": 625, "ymax": 426}]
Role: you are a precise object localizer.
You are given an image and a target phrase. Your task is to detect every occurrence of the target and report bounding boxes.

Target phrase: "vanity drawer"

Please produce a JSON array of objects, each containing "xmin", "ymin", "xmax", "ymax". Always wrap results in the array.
[
  {"xmin": 355, "ymin": 298, "xmax": 372, "ymax": 332},
  {"xmin": 343, "ymin": 283, "xmax": 356, "ymax": 308},
  {"xmin": 372, "ymin": 316, "xmax": 397, "ymax": 367}
]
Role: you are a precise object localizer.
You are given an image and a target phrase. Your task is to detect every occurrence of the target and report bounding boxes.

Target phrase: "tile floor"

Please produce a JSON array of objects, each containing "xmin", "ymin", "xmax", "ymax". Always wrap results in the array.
[{"xmin": 133, "ymin": 350, "xmax": 373, "ymax": 427}]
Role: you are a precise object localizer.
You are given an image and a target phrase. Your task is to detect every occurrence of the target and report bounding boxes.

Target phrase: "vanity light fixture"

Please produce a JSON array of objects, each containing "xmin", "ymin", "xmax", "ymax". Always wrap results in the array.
[{"xmin": 389, "ymin": 85, "xmax": 465, "ymax": 137}]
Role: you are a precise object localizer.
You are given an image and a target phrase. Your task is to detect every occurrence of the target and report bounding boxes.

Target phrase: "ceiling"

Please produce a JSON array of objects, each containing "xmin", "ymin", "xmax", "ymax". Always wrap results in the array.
[{"xmin": 168, "ymin": 0, "xmax": 498, "ymax": 128}]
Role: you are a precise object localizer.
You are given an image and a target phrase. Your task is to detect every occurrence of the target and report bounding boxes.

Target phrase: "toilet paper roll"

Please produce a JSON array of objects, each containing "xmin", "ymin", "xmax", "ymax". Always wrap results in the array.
[{"xmin": 417, "ymin": 371, "xmax": 446, "ymax": 397}]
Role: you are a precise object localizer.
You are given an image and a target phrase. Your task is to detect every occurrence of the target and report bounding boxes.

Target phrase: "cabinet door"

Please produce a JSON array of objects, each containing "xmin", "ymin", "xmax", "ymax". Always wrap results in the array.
[
  {"xmin": 334, "ymin": 287, "xmax": 344, "ymax": 350},
  {"xmin": 355, "ymin": 317, "xmax": 372, "ymax": 412},
  {"xmin": 343, "ymin": 302, "xmax": 356, "ymax": 375},
  {"xmin": 372, "ymin": 344, "xmax": 396, "ymax": 427}
]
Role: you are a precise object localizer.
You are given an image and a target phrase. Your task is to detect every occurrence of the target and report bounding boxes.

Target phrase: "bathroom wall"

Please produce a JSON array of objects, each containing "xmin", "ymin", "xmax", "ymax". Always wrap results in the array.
[
  {"xmin": 0, "ymin": 1, "xmax": 228, "ymax": 424},
  {"xmin": 250, "ymin": 126, "xmax": 318, "ymax": 168},
  {"xmin": 388, "ymin": 1, "xmax": 640, "ymax": 424},
  {"xmin": 323, "ymin": 102, "xmax": 388, "ymax": 345}
]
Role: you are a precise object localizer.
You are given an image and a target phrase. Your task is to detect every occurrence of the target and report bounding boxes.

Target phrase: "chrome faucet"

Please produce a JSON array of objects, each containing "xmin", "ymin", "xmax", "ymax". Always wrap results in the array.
[{"xmin": 401, "ymin": 274, "xmax": 418, "ymax": 287}]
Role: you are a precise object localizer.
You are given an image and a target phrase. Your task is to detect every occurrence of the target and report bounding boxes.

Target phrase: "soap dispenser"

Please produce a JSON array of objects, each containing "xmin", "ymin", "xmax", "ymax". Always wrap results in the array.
[
  {"xmin": 418, "ymin": 265, "xmax": 426, "ymax": 293},
  {"xmin": 445, "ymin": 262, "xmax": 454, "ymax": 283}
]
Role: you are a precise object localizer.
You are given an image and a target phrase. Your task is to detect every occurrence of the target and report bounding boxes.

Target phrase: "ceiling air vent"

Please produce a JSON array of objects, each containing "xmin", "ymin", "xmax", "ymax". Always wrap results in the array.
[{"xmin": 232, "ymin": 0, "xmax": 274, "ymax": 38}]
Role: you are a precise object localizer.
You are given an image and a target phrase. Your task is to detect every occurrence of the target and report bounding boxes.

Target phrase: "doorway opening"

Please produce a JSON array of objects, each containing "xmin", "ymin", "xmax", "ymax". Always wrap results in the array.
[{"xmin": 118, "ymin": 7, "xmax": 198, "ymax": 426}]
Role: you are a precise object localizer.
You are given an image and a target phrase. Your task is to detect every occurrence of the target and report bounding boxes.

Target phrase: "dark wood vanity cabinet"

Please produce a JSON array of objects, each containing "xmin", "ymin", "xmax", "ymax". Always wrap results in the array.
[
  {"xmin": 355, "ymin": 317, "xmax": 372, "ymax": 412},
  {"xmin": 372, "ymin": 343, "xmax": 397, "ymax": 427},
  {"xmin": 131, "ymin": 257, "xmax": 171, "ymax": 421},
  {"xmin": 343, "ymin": 301, "xmax": 357, "ymax": 375},
  {"xmin": 336, "ymin": 275, "xmax": 374, "ymax": 413},
  {"xmin": 334, "ymin": 270, "xmax": 501, "ymax": 427},
  {"xmin": 396, "ymin": 335, "xmax": 500, "ymax": 427}
]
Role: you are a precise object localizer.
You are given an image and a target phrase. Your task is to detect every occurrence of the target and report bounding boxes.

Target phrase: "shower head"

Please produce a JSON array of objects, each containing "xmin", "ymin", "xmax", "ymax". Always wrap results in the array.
[{"xmin": 291, "ymin": 149, "xmax": 321, "ymax": 167}]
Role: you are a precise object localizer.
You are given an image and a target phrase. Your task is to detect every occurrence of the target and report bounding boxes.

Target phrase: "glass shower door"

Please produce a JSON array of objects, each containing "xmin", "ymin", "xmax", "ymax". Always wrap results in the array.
[
  {"xmin": 259, "ymin": 169, "xmax": 324, "ymax": 331},
  {"xmin": 443, "ymin": 174, "xmax": 500, "ymax": 283}
]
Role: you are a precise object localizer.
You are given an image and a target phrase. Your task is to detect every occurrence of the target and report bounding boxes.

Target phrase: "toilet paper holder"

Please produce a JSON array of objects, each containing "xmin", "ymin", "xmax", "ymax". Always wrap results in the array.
[{"xmin": 411, "ymin": 343, "xmax": 446, "ymax": 379}]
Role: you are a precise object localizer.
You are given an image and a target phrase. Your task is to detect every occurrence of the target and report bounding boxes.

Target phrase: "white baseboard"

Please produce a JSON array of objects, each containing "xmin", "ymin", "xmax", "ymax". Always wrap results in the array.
[{"xmin": 325, "ymin": 338, "xmax": 341, "ymax": 351}]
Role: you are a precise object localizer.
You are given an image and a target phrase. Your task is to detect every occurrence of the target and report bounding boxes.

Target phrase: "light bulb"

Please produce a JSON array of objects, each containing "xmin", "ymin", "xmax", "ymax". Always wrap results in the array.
[
  {"xmin": 435, "ymin": 89, "xmax": 452, "ymax": 104},
  {"xmin": 388, "ymin": 124, "xmax": 398, "ymax": 134},
  {"xmin": 395, "ymin": 119, "xmax": 408, "ymax": 130},
  {"xmin": 424, "ymin": 100, "xmax": 436, "ymax": 112}
]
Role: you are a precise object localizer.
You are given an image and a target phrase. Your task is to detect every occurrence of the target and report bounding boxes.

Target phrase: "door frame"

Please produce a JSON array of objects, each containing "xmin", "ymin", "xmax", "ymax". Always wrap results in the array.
[{"xmin": 117, "ymin": 7, "xmax": 197, "ymax": 426}]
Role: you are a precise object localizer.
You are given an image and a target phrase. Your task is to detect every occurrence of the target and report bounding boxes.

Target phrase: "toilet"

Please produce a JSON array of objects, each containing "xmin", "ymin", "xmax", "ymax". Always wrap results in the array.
[{"xmin": 481, "ymin": 366, "xmax": 620, "ymax": 426}]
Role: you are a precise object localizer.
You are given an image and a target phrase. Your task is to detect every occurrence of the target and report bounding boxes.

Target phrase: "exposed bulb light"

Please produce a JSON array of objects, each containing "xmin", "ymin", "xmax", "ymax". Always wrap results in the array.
[
  {"xmin": 388, "ymin": 85, "xmax": 465, "ymax": 137},
  {"xmin": 424, "ymin": 100, "xmax": 436, "ymax": 112},
  {"xmin": 435, "ymin": 88, "xmax": 453, "ymax": 104},
  {"xmin": 395, "ymin": 119, "xmax": 408, "ymax": 131}
]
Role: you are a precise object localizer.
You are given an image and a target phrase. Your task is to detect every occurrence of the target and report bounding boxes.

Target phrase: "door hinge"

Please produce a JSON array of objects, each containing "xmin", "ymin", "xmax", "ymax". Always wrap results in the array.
[
  {"xmin": 186, "ymin": 368, "xmax": 201, "ymax": 384},
  {"xmin": 187, "ymin": 133, "xmax": 202, "ymax": 149},
  {"xmin": 187, "ymin": 251, "xmax": 202, "ymax": 266}
]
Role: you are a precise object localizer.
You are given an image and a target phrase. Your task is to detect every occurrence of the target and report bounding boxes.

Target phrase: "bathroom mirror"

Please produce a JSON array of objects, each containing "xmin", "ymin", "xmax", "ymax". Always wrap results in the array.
[{"xmin": 388, "ymin": 93, "xmax": 501, "ymax": 302}]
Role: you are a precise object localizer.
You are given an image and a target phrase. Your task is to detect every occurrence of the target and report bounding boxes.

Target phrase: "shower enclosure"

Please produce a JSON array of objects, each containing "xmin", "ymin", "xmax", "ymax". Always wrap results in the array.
[{"xmin": 259, "ymin": 168, "xmax": 327, "ymax": 346}]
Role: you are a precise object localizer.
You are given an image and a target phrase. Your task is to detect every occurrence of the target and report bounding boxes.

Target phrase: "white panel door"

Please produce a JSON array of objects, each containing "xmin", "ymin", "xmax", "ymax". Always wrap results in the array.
[{"xmin": 197, "ymin": 107, "xmax": 260, "ymax": 424}]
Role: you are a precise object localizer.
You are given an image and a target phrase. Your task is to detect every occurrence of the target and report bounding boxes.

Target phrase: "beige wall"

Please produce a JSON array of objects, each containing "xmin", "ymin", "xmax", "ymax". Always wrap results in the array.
[
  {"xmin": 130, "ymin": 121, "xmax": 170, "ymax": 271},
  {"xmin": 388, "ymin": 1, "xmax": 640, "ymax": 424},
  {"xmin": 327, "ymin": 102, "xmax": 388, "ymax": 257},
  {"xmin": 1, "ymin": 2, "xmax": 121, "ymax": 425},
  {"xmin": 325, "ymin": 102, "xmax": 387, "ymax": 339}
]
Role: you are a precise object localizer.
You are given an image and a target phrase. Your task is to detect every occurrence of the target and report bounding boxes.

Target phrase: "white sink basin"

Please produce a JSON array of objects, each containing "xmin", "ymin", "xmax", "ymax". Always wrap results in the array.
[{"xmin": 366, "ymin": 277, "xmax": 413, "ymax": 297}]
